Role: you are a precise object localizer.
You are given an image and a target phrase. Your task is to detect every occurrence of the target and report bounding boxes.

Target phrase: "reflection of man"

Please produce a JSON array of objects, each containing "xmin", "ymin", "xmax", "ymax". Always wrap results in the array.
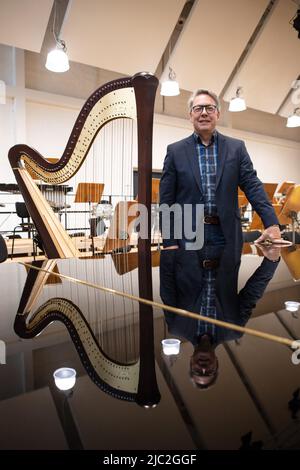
[
  {"xmin": 159, "ymin": 89, "xmax": 281, "ymax": 249},
  {"xmin": 160, "ymin": 243, "xmax": 280, "ymax": 389}
]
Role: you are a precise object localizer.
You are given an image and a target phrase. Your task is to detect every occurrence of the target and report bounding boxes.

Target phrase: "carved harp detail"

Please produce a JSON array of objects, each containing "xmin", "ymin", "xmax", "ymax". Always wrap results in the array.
[{"xmin": 8, "ymin": 73, "xmax": 158, "ymax": 259}]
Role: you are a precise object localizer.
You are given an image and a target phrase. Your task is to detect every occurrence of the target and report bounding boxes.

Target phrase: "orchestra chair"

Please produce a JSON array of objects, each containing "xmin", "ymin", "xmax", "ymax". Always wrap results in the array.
[
  {"xmin": 0, "ymin": 234, "xmax": 8, "ymax": 263},
  {"xmin": 10, "ymin": 202, "xmax": 37, "ymax": 259},
  {"xmin": 263, "ymin": 183, "xmax": 278, "ymax": 202},
  {"xmin": 278, "ymin": 185, "xmax": 300, "ymax": 244},
  {"xmin": 275, "ymin": 181, "xmax": 295, "ymax": 202},
  {"xmin": 281, "ymin": 246, "xmax": 300, "ymax": 281},
  {"xmin": 247, "ymin": 204, "xmax": 283, "ymax": 232}
]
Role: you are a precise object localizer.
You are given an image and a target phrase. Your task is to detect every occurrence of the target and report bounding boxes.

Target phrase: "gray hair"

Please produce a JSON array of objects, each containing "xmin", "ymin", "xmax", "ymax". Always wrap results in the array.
[{"xmin": 188, "ymin": 89, "xmax": 220, "ymax": 112}]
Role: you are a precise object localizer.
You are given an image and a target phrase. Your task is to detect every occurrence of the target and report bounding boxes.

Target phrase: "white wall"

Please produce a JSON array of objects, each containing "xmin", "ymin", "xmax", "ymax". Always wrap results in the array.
[{"xmin": 154, "ymin": 113, "xmax": 300, "ymax": 184}]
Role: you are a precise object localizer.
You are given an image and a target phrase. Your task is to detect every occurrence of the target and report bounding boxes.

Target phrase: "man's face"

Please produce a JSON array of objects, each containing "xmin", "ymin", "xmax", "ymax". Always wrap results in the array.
[{"xmin": 190, "ymin": 93, "xmax": 220, "ymax": 135}]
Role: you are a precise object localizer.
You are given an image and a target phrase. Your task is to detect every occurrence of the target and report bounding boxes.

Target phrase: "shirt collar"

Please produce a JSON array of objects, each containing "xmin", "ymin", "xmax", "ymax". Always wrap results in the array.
[{"xmin": 193, "ymin": 130, "xmax": 217, "ymax": 146}]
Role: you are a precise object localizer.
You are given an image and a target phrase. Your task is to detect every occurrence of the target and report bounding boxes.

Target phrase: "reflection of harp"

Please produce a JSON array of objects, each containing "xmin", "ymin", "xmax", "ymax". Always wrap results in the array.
[
  {"xmin": 9, "ymin": 73, "xmax": 158, "ymax": 259},
  {"xmin": 15, "ymin": 259, "xmax": 160, "ymax": 406}
]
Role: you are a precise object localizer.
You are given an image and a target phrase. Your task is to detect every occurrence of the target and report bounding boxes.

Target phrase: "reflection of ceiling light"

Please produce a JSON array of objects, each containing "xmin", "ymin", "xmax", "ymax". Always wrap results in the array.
[
  {"xmin": 160, "ymin": 67, "xmax": 180, "ymax": 96},
  {"xmin": 286, "ymin": 108, "xmax": 300, "ymax": 127},
  {"xmin": 229, "ymin": 87, "xmax": 247, "ymax": 112},
  {"xmin": 161, "ymin": 338, "xmax": 181, "ymax": 355},
  {"xmin": 285, "ymin": 301, "xmax": 300, "ymax": 312},
  {"xmin": 53, "ymin": 367, "xmax": 76, "ymax": 391}
]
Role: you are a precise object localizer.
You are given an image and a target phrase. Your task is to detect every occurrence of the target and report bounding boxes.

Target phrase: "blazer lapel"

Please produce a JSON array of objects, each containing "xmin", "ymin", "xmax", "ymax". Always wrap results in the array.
[
  {"xmin": 216, "ymin": 132, "xmax": 228, "ymax": 189},
  {"xmin": 185, "ymin": 135, "xmax": 203, "ymax": 194}
]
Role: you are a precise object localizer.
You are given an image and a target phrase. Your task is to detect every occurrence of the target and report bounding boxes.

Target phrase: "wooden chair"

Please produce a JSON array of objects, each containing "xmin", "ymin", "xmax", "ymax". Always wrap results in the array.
[
  {"xmin": 263, "ymin": 183, "xmax": 278, "ymax": 202},
  {"xmin": 281, "ymin": 246, "xmax": 300, "ymax": 281},
  {"xmin": 10, "ymin": 202, "xmax": 37, "ymax": 259},
  {"xmin": 248, "ymin": 204, "xmax": 283, "ymax": 232},
  {"xmin": 276, "ymin": 181, "xmax": 295, "ymax": 198},
  {"xmin": 278, "ymin": 185, "xmax": 300, "ymax": 243}
]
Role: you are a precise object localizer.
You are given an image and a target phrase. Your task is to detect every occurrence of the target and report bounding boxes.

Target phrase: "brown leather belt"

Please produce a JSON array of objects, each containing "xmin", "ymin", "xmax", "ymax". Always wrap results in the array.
[
  {"xmin": 203, "ymin": 215, "xmax": 220, "ymax": 225},
  {"xmin": 202, "ymin": 259, "xmax": 220, "ymax": 269}
]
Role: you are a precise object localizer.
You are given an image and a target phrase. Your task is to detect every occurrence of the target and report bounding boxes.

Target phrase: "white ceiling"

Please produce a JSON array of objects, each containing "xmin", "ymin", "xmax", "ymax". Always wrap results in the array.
[
  {"xmin": 63, "ymin": 0, "xmax": 186, "ymax": 76},
  {"xmin": 0, "ymin": 0, "xmax": 299, "ymax": 118},
  {"xmin": 162, "ymin": 0, "xmax": 270, "ymax": 95},
  {"xmin": 0, "ymin": 0, "xmax": 53, "ymax": 52},
  {"xmin": 223, "ymin": 0, "xmax": 300, "ymax": 115}
]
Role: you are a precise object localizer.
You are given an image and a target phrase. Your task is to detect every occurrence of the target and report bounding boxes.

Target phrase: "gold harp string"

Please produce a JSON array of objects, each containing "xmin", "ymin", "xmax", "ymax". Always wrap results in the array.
[{"xmin": 19, "ymin": 261, "xmax": 297, "ymax": 349}]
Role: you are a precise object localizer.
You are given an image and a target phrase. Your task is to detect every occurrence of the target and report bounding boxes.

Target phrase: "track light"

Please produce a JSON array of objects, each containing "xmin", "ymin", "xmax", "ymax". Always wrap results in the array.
[
  {"xmin": 46, "ymin": 40, "xmax": 69, "ymax": 73},
  {"xmin": 286, "ymin": 108, "xmax": 300, "ymax": 127},
  {"xmin": 160, "ymin": 67, "xmax": 180, "ymax": 96},
  {"xmin": 229, "ymin": 87, "xmax": 247, "ymax": 112},
  {"xmin": 45, "ymin": 1, "xmax": 70, "ymax": 73}
]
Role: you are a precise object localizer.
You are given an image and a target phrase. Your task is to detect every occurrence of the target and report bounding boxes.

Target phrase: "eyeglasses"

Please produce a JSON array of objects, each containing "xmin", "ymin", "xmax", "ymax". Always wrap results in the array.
[{"xmin": 191, "ymin": 104, "xmax": 217, "ymax": 114}]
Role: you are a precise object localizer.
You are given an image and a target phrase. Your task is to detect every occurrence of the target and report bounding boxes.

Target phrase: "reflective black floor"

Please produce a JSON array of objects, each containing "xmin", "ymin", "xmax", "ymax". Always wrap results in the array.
[{"xmin": 0, "ymin": 243, "xmax": 300, "ymax": 450}]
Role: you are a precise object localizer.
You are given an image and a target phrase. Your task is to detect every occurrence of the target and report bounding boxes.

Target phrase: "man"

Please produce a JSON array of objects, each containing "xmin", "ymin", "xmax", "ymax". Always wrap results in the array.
[{"xmin": 159, "ymin": 89, "xmax": 282, "ymax": 249}]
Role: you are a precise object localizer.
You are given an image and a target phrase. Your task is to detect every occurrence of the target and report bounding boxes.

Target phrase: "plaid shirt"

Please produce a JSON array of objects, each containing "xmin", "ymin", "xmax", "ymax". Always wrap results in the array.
[{"xmin": 194, "ymin": 131, "xmax": 218, "ymax": 216}]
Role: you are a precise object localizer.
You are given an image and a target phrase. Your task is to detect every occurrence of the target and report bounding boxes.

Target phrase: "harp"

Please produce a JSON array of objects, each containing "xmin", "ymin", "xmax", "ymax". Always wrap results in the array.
[
  {"xmin": 15, "ymin": 258, "xmax": 161, "ymax": 406},
  {"xmin": 8, "ymin": 73, "xmax": 158, "ymax": 259}
]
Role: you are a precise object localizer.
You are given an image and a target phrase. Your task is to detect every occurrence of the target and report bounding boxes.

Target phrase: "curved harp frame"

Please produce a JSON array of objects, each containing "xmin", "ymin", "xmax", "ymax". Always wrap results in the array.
[
  {"xmin": 9, "ymin": 73, "xmax": 158, "ymax": 259},
  {"xmin": 15, "ymin": 259, "xmax": 160, "ymax": 406},
  {"xmin": 15, "ymin": 297, "xmax": 140, "ymax": 401}
]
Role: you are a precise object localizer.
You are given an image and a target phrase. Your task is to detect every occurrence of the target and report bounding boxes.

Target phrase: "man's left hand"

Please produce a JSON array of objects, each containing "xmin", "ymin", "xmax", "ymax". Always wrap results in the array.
[{"xmin": 254, "ymin": 225, "xmax": 281, "ymax": 244}]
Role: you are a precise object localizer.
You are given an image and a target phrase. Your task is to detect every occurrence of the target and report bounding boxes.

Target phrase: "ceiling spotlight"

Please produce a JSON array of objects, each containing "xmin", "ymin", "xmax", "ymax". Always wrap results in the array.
[
  {"xmin": 229, "ymin": 87, "xmax": 247, "ymax": 112},
  {"xmin": 286, "ymin": 108, "xmax": 300, "ymax": 127},
  {"xmin": 160, "ymin": 67, "xmax": 180, "ymax": 97},
  {"xmin": 45, "ymin": 1, "xmax": 70, "ymax": 73},
  {"xmin": 46, "ymin": 41, "xmax": 69, "ymax": 73}
]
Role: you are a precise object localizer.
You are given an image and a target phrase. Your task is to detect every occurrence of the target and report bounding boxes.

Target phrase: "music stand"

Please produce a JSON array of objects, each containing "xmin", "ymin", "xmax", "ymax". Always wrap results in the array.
[
  {"xmin": 74, "ymin": 183, "xmax": 105, "ymax": 247},
  {"xmin": 263, "ymin": 183, "xmax": 278, "ymax": 202},
  {"xmin": 276, "ymin": 181, "xmax": 295, "ymax": 197}
]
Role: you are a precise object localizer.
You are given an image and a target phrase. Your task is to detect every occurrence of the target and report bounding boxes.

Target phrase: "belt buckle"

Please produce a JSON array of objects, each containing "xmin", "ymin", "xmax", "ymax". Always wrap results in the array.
[
  {"xmin": 202, "ymin": 259, "xmax": 210, "ymax": 268},
  {"xmin": 203, "ymin": 216, "xmax": 209, "ymax": 224}
]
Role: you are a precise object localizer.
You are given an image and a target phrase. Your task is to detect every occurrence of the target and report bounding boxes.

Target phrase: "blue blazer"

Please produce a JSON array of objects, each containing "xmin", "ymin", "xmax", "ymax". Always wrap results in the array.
[{"xmin": 159, "ymin": 132, "xmax": 279, "ymax": 247}]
